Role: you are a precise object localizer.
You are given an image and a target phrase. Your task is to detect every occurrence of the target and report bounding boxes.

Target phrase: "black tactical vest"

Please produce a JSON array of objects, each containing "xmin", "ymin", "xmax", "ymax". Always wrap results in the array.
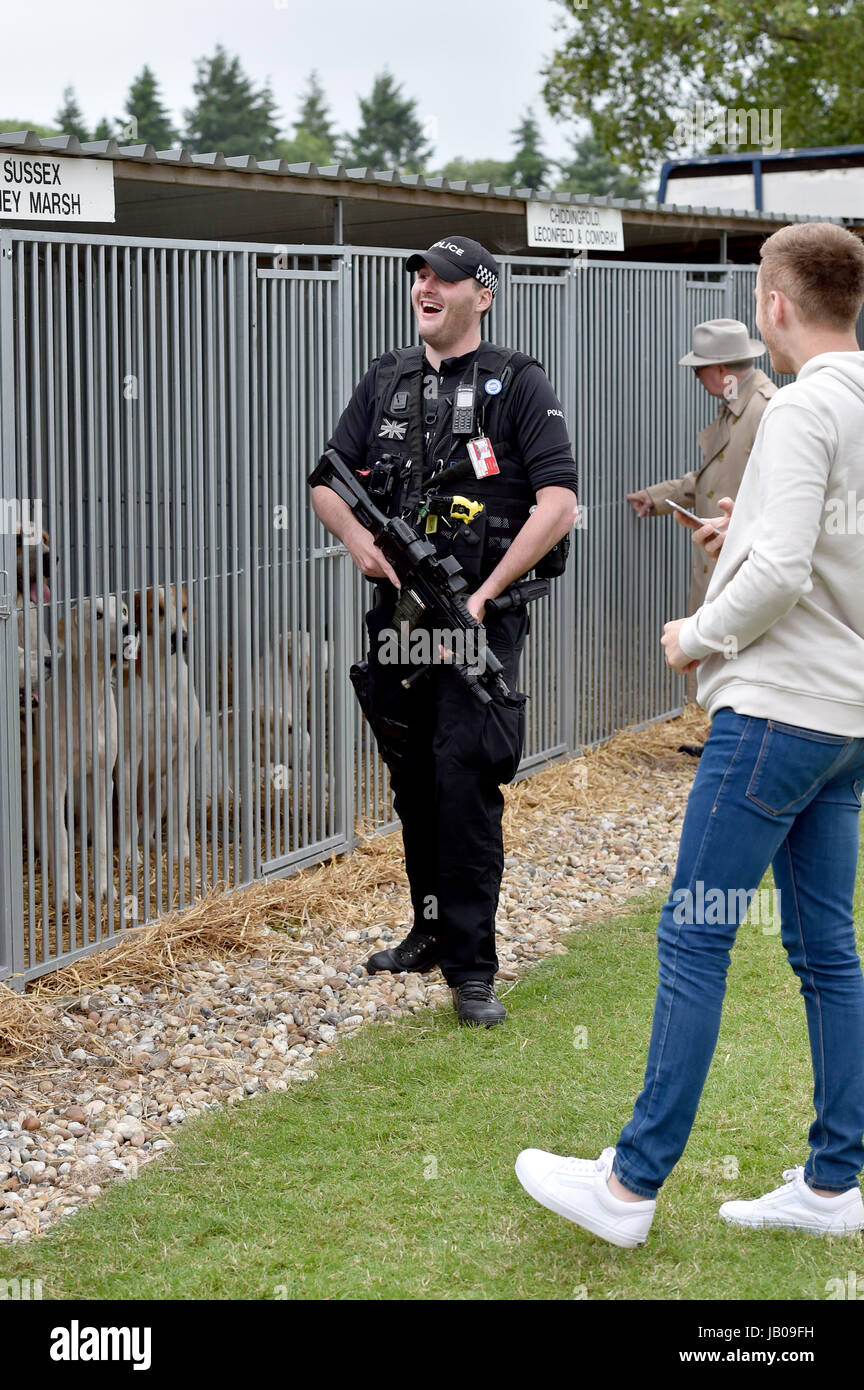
[{"xmin": 361, "ymin": 342, "xmax": 540, "ymax": 581}]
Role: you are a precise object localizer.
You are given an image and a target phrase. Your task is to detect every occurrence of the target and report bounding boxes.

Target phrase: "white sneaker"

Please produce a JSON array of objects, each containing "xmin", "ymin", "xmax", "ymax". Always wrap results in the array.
[
  {"xmin": 515, "ymin": 1146, "xmax": 656, "ymax": 1248},
  {"xmin": 720, "ymin": 1167, "xmax": 864, "ymax": 1235}
]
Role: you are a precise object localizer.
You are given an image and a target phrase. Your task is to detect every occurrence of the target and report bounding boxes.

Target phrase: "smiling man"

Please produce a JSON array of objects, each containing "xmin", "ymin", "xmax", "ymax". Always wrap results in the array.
[{"xmin": 309, "ymin": 235, "xmax": 578, "ymax": 1025}]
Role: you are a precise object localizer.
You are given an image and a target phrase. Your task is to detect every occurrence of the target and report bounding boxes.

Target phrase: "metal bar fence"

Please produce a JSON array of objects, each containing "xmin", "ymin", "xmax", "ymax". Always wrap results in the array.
[{"xmin": 0, "ymin": 229, "xmax": 756, "ymax": 985}]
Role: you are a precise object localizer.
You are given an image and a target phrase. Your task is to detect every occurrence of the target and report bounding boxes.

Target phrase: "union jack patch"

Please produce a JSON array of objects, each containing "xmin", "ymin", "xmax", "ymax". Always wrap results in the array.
[{"xmin": 379, "ymin": 418, "xmax": 408, "ymax": 440}]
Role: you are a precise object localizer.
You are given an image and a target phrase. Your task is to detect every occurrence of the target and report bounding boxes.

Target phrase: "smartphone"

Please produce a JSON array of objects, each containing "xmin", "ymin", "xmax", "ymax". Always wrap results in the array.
[{"xmin": 664, "ymin": 499, "xmax": 723, "ymax": 538}]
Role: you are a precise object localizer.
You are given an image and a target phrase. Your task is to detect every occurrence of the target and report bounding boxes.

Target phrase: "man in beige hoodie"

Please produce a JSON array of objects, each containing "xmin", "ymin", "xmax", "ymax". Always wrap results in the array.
[{"xmin": 517, "ymin": 221, "xmax": 864, "ymax": 1247}]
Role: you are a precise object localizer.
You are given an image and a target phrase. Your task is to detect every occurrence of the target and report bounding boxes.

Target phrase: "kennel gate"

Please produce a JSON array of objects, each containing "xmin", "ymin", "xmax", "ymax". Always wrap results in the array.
[{"xmin": 0, "ymin": 230, "xmax": 758, "ymax": 986}]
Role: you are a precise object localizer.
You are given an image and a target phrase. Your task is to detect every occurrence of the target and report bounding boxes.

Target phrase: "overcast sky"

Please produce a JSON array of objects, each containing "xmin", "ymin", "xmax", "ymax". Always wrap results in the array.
[{"xmin": 1, "ymin": 0, "xmax": 580, "ymax": 166}]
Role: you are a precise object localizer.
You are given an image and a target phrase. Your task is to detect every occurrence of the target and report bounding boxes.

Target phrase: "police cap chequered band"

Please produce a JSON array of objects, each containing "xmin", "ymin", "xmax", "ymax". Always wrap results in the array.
[{"xmin": 475, "ymin": 263, "xmax": 499, "ymax": 293}]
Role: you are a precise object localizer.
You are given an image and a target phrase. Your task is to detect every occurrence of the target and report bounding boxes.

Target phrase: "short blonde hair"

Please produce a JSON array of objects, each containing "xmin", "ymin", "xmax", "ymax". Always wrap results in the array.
[{"xmin": 760, "ymin": 222, "xmax": 864, "ymax": 330}]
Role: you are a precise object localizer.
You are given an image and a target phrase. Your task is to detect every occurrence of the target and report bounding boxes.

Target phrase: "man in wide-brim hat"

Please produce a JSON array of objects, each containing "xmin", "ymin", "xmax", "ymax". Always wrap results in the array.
[{"xmin": 628, "ymin": 318, "xmax": 777, "ymax": 700}]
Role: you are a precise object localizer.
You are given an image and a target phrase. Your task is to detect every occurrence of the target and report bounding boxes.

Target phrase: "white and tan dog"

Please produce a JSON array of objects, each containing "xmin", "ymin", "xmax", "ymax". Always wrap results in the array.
[
  {"xmin": 201, "ymin": 630, "xmax": 319, "ymax": 811},
  {"xmin": 16, "ymin": 524, "xmax": 55, "ymax": 708},
  {"xmin": 37, "ymin": 595, "xmax": 130, "ymax": 909},
  {"xmin": 122, "ymin": 585, "xmax": 200, "ymax": 865},
  {"xmin": 256, "ymin": 630, "xmax": 315, "ymax": 776}
]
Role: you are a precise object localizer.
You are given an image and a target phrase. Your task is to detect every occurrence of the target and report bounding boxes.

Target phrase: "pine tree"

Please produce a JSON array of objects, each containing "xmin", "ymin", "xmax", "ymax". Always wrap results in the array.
[
  {"xmin": 555, "ymin": 130, "xmax": 644, "ymax": 199},
  {"xmin": 509, "ymin": 109, "xmax": 550, "ymax": 192},
  {"xmin": 274, "ymin": 70, "xmax": 336, "ymax": 165},
  {"xmin": 344, "ymin": 70, "xmax": 432, "ymax": 172},
  {"xmin": 295, "ymin": 71, "xmax": 335, "ymax": 148},
  {"xmin": 55, "ymin": 86, "xmax": 90, "ymax": 142},
  {"xmin": 92, "ymin": 117, "xmax": 114, "ymax": 142},
  {"xmin": 119, "ymin": 66, "xmax": 179, "ymax": 148},
  {"xmin": 183, "ymin": 46, "xmax": 281, "ymax": 158},
  {"xmin": 436, "ymin": 156, "xmax": 515, "ymax": 186}
]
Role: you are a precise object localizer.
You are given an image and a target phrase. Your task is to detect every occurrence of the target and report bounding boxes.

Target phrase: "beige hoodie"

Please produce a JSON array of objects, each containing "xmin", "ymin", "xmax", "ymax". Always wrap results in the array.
[{"xmin": 679, "ymin": 350, "xmax": 864, "ymax": 735}]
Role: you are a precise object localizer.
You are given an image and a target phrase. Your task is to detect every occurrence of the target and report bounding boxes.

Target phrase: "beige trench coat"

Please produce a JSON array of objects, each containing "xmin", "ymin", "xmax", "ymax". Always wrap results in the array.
[{"xmin": 645, "ymin": 367, "xmax": 777, "ymax": 700}]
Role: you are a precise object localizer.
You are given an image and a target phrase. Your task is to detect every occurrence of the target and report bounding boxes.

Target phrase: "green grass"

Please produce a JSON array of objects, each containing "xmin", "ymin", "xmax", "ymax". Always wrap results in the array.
[{"xmin": 2, "ymin": 872, "xmax": 863, "ymax": 1301}]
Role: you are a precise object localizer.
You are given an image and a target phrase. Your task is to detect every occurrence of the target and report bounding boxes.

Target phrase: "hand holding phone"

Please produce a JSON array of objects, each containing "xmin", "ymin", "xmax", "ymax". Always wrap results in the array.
[{"xmin": 664, "ymin": 499, "xmax": 723, "ymax": 538}]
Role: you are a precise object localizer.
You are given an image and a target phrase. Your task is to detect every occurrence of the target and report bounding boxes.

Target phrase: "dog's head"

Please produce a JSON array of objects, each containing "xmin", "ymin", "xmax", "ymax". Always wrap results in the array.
[
  {"xmin": 59, "ymin": 594, "xmax": 131, "ymax": 660},
  {"xmin": 133, "ymin": 585, "xmax": 189, "ymax": 655},
  {"xmin": 15, "ymin": 524, "xmax": 54, "ymax": 608}
]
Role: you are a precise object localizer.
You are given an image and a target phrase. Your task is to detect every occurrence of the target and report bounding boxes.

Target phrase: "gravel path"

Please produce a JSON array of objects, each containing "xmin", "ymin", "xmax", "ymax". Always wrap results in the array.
[{"xmin": 0, "ymin": 738, "xmax": 700, "ymax": 1245}]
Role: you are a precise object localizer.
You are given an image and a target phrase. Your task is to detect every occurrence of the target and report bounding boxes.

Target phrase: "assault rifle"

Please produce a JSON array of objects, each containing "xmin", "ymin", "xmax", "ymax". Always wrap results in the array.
[{"xmin": 310, "ymin": 447, "xmax": 509, "ymax": 706}]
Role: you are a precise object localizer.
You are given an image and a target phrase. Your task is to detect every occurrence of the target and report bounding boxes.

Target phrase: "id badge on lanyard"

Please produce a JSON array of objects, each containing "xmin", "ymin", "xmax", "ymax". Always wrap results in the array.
[{"xmin": 467, "ymin": 436, "xmax": 500, "ymax": 479}]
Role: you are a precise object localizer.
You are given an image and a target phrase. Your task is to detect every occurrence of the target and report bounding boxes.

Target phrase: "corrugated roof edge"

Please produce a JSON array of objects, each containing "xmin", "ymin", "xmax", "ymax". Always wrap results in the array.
[{"xmin": 0, "ymin": 132, "xmax": 848, "ymax": 225}]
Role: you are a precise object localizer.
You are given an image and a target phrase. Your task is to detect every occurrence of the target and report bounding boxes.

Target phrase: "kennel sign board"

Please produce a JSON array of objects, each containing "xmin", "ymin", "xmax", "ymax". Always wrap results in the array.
[
  {"xmin": 526, "ymin": 201, "xmax": 624, "ymax": 251},
  {"xmin": 0, "ymin": 152, "xmax": 115, "ymax": 223}
]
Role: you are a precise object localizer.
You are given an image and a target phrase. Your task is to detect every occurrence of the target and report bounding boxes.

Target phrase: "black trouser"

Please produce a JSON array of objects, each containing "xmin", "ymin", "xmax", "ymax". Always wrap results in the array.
[{"xmin": 361, "ymin": 586, "xmax": 529, "ymax": 985}]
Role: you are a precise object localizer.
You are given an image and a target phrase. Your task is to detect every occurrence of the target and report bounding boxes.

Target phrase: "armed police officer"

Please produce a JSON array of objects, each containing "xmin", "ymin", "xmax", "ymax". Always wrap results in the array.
[{"xmin": 309, "ymin": 235, "xmax": 578, "ymax": 1026}]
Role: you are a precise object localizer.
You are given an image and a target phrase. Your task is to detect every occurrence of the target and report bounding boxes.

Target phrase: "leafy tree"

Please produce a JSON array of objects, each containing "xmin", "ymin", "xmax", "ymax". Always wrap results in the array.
[
  {"xmin": 0, "ymin": 120, "xmax": 62, "ymax": 137},
  {"xmin": 555, "ymin": 130, "xmax": 644, "ymax": 199},
  {"xmin": 55, "ymin": 85, "xmax": 89, "ymax": 142},
  {"xmin": 509, "ymin": 109, "xmax": 550, "ymax": 191},
  {"xmin": 119, "ymin": 66, "xmax": 179, "ymax": 148},
  {"xmin": 544, "ymin": 0, "xmax": 864, "ymax": 176},
  {"xmin": 274, "ymin": 71, "xmax": 337, "ymax": 164},
  {"xmin": 344, "ymin": 70, "xmax": 432, "ymax": 172},
  {"xmin": 436, "ymin": 156, "xmax": 515, "ymax": 185},
  {"xmin": 184, "ymin": 46, "xmax": 281, "ymax": 157}
]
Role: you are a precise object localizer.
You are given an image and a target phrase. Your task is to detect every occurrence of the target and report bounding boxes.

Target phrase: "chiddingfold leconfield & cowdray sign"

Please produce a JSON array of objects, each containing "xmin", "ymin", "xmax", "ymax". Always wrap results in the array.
[
  {"xmin": 0, "ymin": 151, "xmax": 115, "ymax": 222},
  {"xmin": 526, "ymin": 200, "xmax": 624, "ymax": 251}
]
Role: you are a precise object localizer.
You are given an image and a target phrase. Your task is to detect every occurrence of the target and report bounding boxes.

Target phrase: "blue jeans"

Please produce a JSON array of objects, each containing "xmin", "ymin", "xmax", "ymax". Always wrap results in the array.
[{"xmin": 614, "ymin": 708, "xmax": 864, "ymax": 1200}]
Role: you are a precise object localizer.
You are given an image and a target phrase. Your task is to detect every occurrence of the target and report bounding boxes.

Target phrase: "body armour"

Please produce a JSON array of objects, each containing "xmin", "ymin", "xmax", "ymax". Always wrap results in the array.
[{"xmin": 358, "ymin": 342, "xmax": 564, "ymax": 582}]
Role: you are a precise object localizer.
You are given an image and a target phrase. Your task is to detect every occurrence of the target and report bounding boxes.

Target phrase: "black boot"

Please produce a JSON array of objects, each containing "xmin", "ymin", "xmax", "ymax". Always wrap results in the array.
[
  {"xmin": 451, "ymin": 980, "xmax": 507, "ymax": 1027},
  {"xmin": 365, "ymin": 926, "xmax": 440, "ymax": 976}
]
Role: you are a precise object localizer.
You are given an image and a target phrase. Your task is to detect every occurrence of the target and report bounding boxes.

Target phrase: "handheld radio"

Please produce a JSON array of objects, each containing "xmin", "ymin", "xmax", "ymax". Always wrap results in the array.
[{"xmin": 451, "ymin": 363, "xmax": 478, "ymax": 435}]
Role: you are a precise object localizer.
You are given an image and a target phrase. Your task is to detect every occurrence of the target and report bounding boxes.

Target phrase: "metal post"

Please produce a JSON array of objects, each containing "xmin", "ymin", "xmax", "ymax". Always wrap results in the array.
[
  {"xmin": 232, "ymin": 252, "xmax": 255, "ymax": 884},
  {"xmin": 0, "ymin": 232, "xmax": 25, "ymax": 988},
  {"xmin": 337, "ymin": 249, "xmax": 356, "ymax": 855}
]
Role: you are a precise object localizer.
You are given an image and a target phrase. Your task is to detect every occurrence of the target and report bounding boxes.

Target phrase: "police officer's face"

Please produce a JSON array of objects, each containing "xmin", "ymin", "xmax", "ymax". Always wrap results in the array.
[{"xmin": 411, "ymin": 265, "xmax": 484, "ymax": 348}]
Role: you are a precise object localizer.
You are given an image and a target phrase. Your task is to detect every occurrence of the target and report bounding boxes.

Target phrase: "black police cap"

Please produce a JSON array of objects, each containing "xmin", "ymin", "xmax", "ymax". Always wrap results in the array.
[{"xmin": 406, "ymin": 236, "xmax": 500, "ymax": 295}]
